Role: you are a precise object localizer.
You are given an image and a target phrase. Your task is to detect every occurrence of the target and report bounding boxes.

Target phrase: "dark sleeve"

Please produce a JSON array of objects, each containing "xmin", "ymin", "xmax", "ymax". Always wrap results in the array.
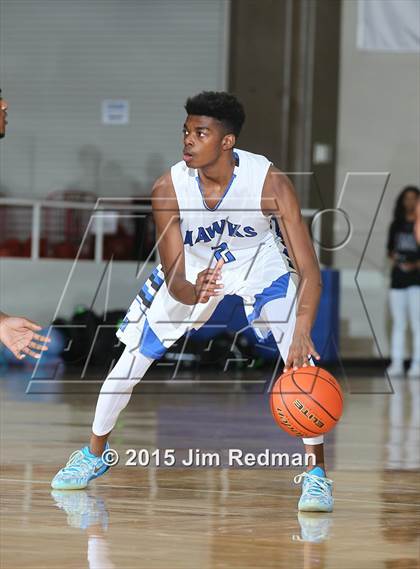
[{"xmin": 387, "ymin": 222, "xmax": 396, "ymax": 255}]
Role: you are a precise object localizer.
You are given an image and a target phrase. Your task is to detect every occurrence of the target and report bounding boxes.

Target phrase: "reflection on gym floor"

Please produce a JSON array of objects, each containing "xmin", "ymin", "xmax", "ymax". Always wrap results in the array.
[{"xmin": 0, "ymin": 368, "xmax": 419, "ymax": 568}]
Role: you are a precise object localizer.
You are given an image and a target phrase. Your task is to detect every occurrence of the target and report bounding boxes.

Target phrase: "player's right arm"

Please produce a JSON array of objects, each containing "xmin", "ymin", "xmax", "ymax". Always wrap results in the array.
[{"xmin": 151, "ymin": 173, "xmax": 223, "ymax": 305}]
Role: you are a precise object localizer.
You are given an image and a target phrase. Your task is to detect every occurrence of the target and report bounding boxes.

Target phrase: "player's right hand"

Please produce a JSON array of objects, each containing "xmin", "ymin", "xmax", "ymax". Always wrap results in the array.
[{"xmin": 194, "ymin": 260, "xmax": 224, "ymax": 303}]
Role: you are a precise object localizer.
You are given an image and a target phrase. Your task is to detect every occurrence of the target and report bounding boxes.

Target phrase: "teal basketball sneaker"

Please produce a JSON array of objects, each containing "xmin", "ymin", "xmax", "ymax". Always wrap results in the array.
[
  {"xmin": 294, "ymin": 466, "xmax": 334, "ymax": 512},
  {"xmin": 51, "ymin": 444, "xmax": 110, "ymax": 490}
]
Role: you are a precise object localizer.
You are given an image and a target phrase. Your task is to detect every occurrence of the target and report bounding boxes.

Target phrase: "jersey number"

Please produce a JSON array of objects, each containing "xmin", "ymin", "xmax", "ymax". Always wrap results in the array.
[{"xmin": 211, "ymin": 242, "xmax": 236, "ymax": 264}]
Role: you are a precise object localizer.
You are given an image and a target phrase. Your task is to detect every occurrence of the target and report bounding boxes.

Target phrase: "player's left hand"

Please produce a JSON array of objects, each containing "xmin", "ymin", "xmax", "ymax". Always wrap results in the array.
[
  {"xmin": 0, "ymin": 316, "xmax": 51, "ymax": 360},
  {"xmin": 283, "ymin": 331, "xmax": 320, "ymax": 372}
]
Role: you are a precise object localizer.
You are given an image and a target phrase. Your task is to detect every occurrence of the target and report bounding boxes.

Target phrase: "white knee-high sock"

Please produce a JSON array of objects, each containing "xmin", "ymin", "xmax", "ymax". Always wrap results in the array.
[
  {"xmin": 302, "ymin": 435, "xmax": 324, "ymax": 445},
  {"xmin": 92, "ymin": 348, "xmax": 154, "ymax": 436}
]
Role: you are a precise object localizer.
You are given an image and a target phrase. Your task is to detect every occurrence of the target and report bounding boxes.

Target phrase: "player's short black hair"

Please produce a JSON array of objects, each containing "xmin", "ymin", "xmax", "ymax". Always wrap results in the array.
[{"xmin": 184, "ymin": 91, "xmax": 245, "ymax": 138}]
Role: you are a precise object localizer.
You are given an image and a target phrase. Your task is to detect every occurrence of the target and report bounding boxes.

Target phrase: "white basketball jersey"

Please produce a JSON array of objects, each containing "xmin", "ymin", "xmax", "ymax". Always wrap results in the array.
[{"xmin": 170, "ymin": 148, "xmax": 292, "ymax": 273}]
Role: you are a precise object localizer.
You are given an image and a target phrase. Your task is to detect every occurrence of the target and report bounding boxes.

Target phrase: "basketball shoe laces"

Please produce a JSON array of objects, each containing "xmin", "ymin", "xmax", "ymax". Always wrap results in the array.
[
  {"xmin": 61, "ymin": 449, "xmax": 100, "ymax": 479},
  {"xmin": 294, "ymin": 472, "xmax": 333, "ymax": 500}
]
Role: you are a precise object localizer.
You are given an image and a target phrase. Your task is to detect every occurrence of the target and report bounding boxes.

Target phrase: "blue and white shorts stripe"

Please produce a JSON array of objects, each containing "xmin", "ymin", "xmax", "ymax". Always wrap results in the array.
[{"xmin": 116, "ymin": 239, "xmax": 299, "ymax": 362}]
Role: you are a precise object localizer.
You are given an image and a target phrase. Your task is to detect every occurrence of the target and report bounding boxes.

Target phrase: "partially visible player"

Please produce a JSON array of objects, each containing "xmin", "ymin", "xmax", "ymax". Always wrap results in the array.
[
  {"xmin": 415, "ymin": 195, "xmax": 420, "ymax": 244},
  {"xmin": 386, "ymin": 186, "xmax": 420, "ymax": 377},
  {"xmin": 0, "ymin": 94, "xmax": 50, "ymax": 359},
  {"xmin": 0, "ymin": 90, "xmax": 8, "ymax": 138},
  {"xmin": 52, "ymin": 91, "xmax": 333, "ymax": 512}
]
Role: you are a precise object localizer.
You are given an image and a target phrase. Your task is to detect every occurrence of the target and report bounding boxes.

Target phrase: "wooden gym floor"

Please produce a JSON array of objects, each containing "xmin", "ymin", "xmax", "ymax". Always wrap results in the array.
[{"xmin": 0, "ymin": 364, "xmax": 419, "ymax": 568}]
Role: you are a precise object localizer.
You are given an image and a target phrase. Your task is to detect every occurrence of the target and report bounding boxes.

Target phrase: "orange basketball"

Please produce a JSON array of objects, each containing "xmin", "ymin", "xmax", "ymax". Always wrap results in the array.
[{"xmin": 270, "ymin": 367, "xmax": 343, "ymax": 437}]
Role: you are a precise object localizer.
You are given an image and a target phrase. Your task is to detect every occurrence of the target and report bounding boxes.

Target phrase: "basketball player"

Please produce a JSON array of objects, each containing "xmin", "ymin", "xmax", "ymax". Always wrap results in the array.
[
  {"xmin": 0, "ymin": 94, "xmax": 50, "ymax": 359},
  {"xmin": 52, "ymin": 92, "xmax": 333, "ymax": 512}
]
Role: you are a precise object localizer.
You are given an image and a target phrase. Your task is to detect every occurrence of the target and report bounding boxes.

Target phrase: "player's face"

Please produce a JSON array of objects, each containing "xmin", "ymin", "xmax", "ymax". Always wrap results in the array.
[
  {"xmin": 0, "ymin": 98, "xmax": 8, "ymax": 139},
  {"xmin": 182, "ymin": 115, "xmax": 227, "ymax": 168}
]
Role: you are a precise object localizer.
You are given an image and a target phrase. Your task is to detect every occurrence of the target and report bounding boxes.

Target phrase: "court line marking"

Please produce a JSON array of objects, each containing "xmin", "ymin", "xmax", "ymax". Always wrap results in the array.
[{"xmin": 1, "ymin": 478, "xmax": 419, "ymax": 508}]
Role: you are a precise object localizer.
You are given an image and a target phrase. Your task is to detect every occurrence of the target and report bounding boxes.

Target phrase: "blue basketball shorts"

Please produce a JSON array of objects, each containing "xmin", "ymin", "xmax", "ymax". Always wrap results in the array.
[{"xmin": 117, "ymin": 241, "xmax": 299, "ymax": 363}]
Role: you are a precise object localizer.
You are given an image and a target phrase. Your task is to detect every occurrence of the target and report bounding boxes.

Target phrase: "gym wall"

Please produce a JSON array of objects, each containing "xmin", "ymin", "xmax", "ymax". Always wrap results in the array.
[
  {"xmin": 0, "ymin": 0, "xmax": 229, "ymax": 198},
  {"xmin": 336, "ymin": 0, "xmax": 419, "ymax": 356}
]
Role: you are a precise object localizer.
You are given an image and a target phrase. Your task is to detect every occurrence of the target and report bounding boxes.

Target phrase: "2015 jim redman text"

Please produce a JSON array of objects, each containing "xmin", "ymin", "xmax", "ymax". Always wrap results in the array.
[{"xmin": 101, "ymin": 448, "xmax": 316, "ymax": 468}]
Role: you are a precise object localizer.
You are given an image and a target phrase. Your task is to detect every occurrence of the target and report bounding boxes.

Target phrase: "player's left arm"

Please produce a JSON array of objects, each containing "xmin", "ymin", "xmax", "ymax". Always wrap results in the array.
[{"xmin": 262, "ymin": 166, "xmax": 322, "ymax": 371}]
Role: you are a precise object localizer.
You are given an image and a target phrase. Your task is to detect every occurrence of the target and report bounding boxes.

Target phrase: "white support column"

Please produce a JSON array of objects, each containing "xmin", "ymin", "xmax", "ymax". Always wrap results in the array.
[
  {"xmin": 94, "ymin": 214, "xmax": 104, "ymax": 263},
  {"xmin": 31, "ymin": 203, "xmax": 41, "ymax": 260}
]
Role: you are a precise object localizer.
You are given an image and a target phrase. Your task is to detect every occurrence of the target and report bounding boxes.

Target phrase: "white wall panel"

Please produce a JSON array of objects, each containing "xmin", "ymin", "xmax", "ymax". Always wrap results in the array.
[{"xmin": 0, "ymin": 0, "xmax": 229, "ymax": 197}]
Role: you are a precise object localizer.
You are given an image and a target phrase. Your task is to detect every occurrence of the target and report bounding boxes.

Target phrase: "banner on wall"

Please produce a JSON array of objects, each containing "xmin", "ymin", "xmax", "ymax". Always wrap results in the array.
[{"xmin": 357, "ymin": 0, "xmax": 420, "ymax": 52}]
